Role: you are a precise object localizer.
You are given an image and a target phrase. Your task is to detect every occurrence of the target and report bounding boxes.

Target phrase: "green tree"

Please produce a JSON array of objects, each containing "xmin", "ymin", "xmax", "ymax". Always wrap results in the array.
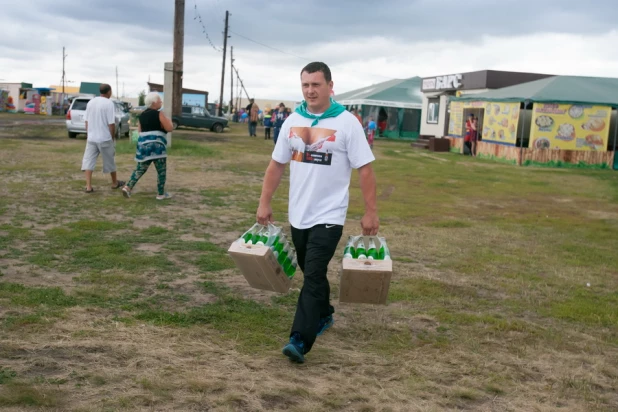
[{"xmin": 138, "ymin": 90, "xmax": 146, "ymax": 106}]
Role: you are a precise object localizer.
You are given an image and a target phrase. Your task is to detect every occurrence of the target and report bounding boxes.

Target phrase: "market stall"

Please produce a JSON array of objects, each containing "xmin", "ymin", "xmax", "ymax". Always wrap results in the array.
[
  {"xmin": 337, "ymin": 77, "xmax": 423, "ymax": 139},
  {"xmin": 449, "ymin": 76, "xmax": 618, "ymax": 168}
]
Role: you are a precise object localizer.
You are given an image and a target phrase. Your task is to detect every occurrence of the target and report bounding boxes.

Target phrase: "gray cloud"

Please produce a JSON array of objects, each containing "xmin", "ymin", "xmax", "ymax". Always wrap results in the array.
[
  {"xmin": 8, "ymin": 0, "xmax": 618, "ymax": 53},
  {"xmin": 2, "ymin": 0, "xmax": 617, "ymax": 100}
]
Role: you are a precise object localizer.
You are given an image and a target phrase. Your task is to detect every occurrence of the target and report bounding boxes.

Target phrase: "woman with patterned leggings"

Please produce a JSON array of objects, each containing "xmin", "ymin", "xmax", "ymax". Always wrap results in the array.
[{"xmin": 122, "ymin": 92, "xmax": 174, "ymax": 200}]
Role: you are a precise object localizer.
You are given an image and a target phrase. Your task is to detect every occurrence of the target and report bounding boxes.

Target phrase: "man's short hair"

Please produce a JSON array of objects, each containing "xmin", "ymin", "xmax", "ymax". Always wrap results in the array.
[
  {"xmin": 301, "ymin": 62, "xmax": 332, "ymax": 83},
  {"xmin": 100, "ymin": 84, "xmax": 112, "ymax": 95}
]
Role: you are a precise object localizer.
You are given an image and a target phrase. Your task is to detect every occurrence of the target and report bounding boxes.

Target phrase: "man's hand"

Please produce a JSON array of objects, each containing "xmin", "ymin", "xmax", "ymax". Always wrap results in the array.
[
  {"xmin": 256, "ymin": 202, "xmax": 273, "ymax": 226},
  {"xmin": 361, "ymin": 211, "xmax": 379, "ymax": 236}
]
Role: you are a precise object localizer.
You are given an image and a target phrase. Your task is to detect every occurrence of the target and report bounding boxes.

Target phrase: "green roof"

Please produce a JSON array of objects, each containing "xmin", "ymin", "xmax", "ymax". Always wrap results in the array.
[
  {"xmin": 79, "ymin": 82, "xmax": 102, "ymax": 95},
  {"xmin": 336, "ymin": 77, "xmax": 423, "ymax": 109},
  {"xmin": 452, "ymin": 76, "xmax": 618, "ymax": 107}
]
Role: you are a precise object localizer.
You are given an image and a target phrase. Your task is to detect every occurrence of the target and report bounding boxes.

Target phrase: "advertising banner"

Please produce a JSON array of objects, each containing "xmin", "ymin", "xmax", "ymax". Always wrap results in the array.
[
  {"xmin": 480, "ymin": 102, "xmax": 520, "ymax": 145},
  {"xmin": 529, "ymin": 103, "xmax": 611, "ymax": 151},
  {"xmin": 448, "ymin": 101, "xmax": 464, "ymax": 136}
]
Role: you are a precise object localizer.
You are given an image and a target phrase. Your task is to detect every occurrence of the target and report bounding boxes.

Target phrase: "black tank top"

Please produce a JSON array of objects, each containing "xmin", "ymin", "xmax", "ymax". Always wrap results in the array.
[{"xmin": 139, "ymin": 109, "xmax": 167, "ymax": 133}]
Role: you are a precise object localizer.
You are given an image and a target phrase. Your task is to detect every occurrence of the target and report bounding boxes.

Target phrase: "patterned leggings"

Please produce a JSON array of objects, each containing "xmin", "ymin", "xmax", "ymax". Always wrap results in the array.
[{"xmin": 127, "ymin": 158, "xmax": 167, "ymax": 195}]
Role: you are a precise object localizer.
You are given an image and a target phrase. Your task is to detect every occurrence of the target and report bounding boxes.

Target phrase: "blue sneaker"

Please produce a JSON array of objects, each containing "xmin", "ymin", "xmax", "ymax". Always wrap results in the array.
[
  {"xmin": 282, "ymin": 333, "xmax": 305, "ymax": 363},
  {"xmin": 317, "ymin": 315, "xmax": 334, "ymax": 337}
]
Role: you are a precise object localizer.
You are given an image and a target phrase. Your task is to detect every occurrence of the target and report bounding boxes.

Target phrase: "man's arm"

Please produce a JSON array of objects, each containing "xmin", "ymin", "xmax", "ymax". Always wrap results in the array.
[
  {"xmin": 256, "ymin": 160, "xmax": 287, "ymax": 225},
  {"xmin": 107, "ymin": 102, "xmax": 116, "ymax": 140},
  {"xmin": 358, "ymin": 163, "xmax": 379, "ymax": 236}
]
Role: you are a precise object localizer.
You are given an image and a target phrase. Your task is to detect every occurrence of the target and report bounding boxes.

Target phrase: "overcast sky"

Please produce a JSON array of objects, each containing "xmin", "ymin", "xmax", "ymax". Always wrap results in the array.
[{"xmin": 2, "ymin": 0, "xmax": 618, "ymax": 102}]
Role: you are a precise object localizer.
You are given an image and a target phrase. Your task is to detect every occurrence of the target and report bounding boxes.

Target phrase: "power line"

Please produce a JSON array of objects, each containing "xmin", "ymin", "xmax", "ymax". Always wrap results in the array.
[
  {"xmin": 229, "ymin": 30, "xmax": 309, "ymax": 61},
  {"xmin": 193, "ymin": 0, "xmax": 222, "ymax": 52},
  {"xmin": 229, "ymin": 29, "xmax": 398, "ymax": 81}
]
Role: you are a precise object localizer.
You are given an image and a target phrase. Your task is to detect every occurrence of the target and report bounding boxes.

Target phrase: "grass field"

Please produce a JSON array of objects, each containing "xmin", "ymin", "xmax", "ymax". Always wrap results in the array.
[{"xmin": 1, "ymin": 114, "xmax": 617, "ymax": 411}]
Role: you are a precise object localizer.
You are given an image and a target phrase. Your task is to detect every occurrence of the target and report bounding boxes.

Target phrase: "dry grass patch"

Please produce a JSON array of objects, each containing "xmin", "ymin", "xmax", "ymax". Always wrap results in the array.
[{"xmin": 1, "ymin": 118, "xmax": 617, "ymax": 411}]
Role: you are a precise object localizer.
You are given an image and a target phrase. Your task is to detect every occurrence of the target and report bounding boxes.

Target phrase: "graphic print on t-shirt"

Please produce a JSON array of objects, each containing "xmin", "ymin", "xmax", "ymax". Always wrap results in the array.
[{"xmin": 289, "ymin": 127, "xmax": 337, "ymax": 166}]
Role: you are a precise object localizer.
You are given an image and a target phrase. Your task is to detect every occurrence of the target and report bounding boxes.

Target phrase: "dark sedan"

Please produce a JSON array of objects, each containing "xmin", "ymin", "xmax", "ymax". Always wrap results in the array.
[{"xmin": 171, "ymin": 106, "xmax": 228, "ymax": 133}]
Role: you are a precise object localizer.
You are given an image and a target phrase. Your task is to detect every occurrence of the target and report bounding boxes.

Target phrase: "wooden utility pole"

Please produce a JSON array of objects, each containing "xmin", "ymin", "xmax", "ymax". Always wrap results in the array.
[
  {"xmin": 218, "ymin": 10, "xmax": 229, "ymax": 116},
  {"xmin": 230, "ymin": 46, "xmax": 234, "ymax": 115},
  {"xmin": 115, "ymin": 66, "xmax": 119, "ymax": 99},
  {"xmin": 61, "ymin": 47, "xmax": 67, "ymax": 97},
  {"xmin": 172, "ymin": 0, "xmax": 185, "ymax": 117}
]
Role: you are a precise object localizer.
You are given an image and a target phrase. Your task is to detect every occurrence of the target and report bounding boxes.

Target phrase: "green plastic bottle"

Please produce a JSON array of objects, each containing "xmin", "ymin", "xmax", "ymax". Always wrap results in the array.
[
  {"xmin": 356, "ymin": 237, "xmax": 367, "ymax": 259},
  {"xmin": 241, "ymin": 228, "xmax": 255, "ymax": 244},
  {"xmin": 285, "ymin": 256, "xmax": 298, "ymax": 278},
  {"xmin": 278, "ymin": 242, "xmax": 289, "ymax": 266},
  {"xmin": 378, "ymin": 237, "xmax": 391, "ymax": 260},
  {"xmin": 275, "ymin": 234, "xmax": 286, "ymax": 254},
  {"xmin": 367, "ymin": 237, "xmax": 378, "ymax": 260},
  {"xmin": 256, "ymin": 229, "xmax": 269, "ymax": 246},
  {"xmin": 343, "ymin": 236, "xmax": 356, "ymax": 259},
  {"xmin": 251, "ymin": 227, "xmax": 263, "ymax": 245}
]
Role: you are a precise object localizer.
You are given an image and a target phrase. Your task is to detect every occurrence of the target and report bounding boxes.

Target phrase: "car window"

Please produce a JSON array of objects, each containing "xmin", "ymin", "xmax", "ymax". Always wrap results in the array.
[
  {"xmin": 71, "ymin": 99, "xmax": 89, "ymax": 111},
  {"xmin": 182, "ymin": 107, "xmax": 192, "ymax": 114}
]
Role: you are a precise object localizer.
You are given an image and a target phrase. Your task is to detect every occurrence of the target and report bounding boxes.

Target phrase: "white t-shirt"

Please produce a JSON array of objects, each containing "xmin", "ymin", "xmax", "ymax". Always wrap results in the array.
[
  {"xmin": 85, "ymin": 97, "xmax": 115, "ymax": 142},
  {"xmin": 272, "ymin": 110, "xmax": 375, "ymax": 229}
]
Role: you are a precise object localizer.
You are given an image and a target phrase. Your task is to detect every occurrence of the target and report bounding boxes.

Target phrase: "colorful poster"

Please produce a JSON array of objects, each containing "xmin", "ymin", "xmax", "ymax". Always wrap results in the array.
[
  {"xmin": 40, "ymin": 96, "xmax": 48, "ymax": 115},
  {"xmin": 529, "ymin": 103, "xmax": 611, "ymax": 151},
  {"xmin": 6, "ymin": 95, "xmax": 16, "ymax": 113},
  {"xmin": 480, "ymin": 102, "xmax": 520, "ymax": 145},
  {"xmin": 0, "ymin": 90, "xmax": 7, "ymax": 112},
  {"xmin": 448, "ymin": 101, "xmax": 464, "ymax": 136},
  {"xmin": 32, "ymin": 94, "xmax": 41, "ymax": 114}
]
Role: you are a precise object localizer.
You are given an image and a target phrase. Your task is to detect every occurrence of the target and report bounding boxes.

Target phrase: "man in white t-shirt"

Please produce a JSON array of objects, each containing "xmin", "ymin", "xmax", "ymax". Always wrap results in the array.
[
  {"xmin": 81, "ymin": 83, "xmax": 125, "ymax": 192},
  {"xmin": 257, "ymin": 62, "xmax": 379, "ymax": 363}
]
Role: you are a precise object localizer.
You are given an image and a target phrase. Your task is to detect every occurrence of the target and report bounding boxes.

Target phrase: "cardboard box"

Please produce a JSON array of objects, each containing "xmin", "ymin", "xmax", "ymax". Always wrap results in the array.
[
  {"xmin": 339, "ymin": 236, "xmax": 393, "ymax": 304},
  {"xmin": 227, "ymin": 241, "xmax": 291, "ymax": 293},
  {"xmin": 339, "ymin": 258, "xmax": 393, "ymax": 304}
]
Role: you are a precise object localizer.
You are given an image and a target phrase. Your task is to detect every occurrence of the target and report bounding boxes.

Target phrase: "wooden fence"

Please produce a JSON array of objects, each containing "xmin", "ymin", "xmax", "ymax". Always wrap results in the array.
[{"xmin": 445, "ymin": 137, "xmax": 615, "ymax": 167}]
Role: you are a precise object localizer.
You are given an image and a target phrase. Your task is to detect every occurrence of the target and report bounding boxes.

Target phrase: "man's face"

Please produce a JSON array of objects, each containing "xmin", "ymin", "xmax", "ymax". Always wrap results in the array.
[{"xmin": 301, "ymin": 71, "xmax": 333, "ymax": 109}]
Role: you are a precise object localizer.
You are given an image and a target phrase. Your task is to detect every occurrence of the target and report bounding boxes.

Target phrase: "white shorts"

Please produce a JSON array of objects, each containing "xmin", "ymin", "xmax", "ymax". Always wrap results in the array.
[{"xmin": 81, "ymin": 140, "xmax": 116, "ymax": 173}]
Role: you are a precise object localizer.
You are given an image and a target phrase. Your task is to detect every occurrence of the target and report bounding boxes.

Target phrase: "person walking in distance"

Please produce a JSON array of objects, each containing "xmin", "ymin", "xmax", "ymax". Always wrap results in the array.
[
  {"xmin": 365, "ymin": 116, "xmax": 377, "ymax": 149},
  {"xmin": 246, "ymin": 98, "xmax": 259, "ymax": 137},
  {"xmin": 256, "ymin": 62, "xmax": 379, "ymax": 364},
  {"xmin": 263, "ymin": 108, "xmax": 273, "ymax": 140},
  {"xmin": 121, "ymin": 92, "xmax": 173, "ymax": 200},
  {"xmin": 272, "ymin": 103, "xmax": 289, "ymax": 145},
  {"xmin": 82, "ymin": 83, "xmax": 125, "ymax": 192}
]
